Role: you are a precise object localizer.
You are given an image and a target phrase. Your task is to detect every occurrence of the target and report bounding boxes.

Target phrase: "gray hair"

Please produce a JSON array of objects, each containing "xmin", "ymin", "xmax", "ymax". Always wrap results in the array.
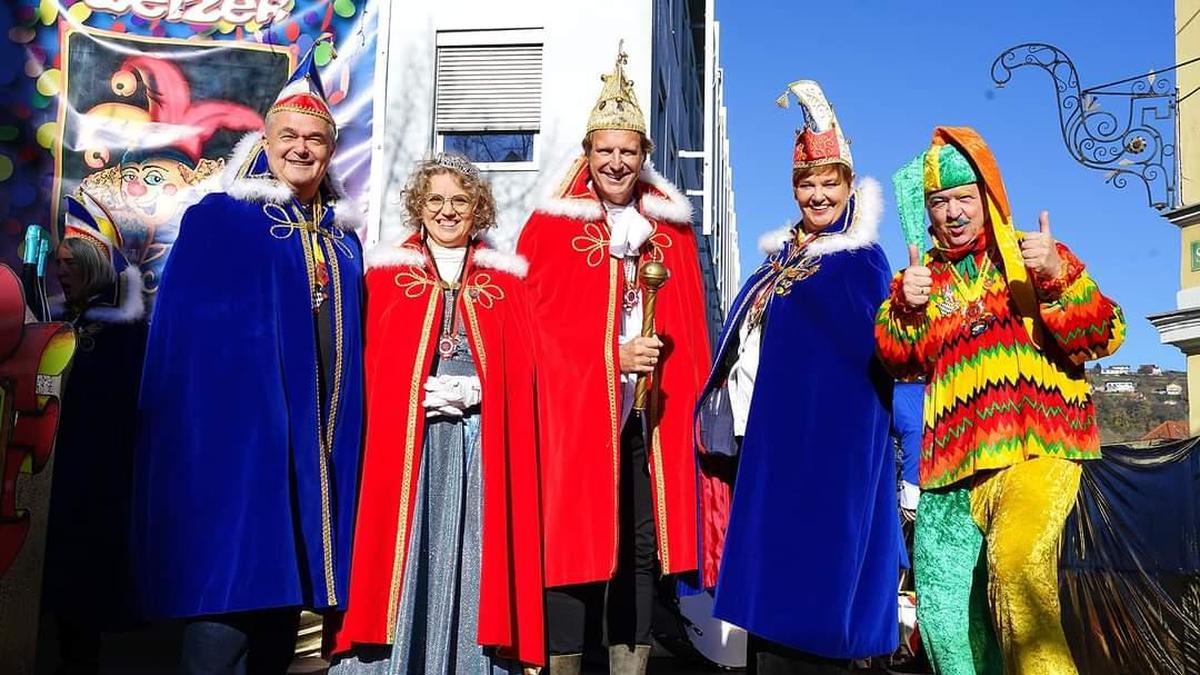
[{"xmin": 62, "ymin": 237, "xmax": 116, "ymax": 300}]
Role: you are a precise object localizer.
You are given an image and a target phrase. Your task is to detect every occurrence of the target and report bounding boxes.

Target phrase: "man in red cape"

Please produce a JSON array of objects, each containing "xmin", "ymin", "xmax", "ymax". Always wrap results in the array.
[{"xmin": 516, "ymin": 46, "xmax": 712, "ymax": 675}]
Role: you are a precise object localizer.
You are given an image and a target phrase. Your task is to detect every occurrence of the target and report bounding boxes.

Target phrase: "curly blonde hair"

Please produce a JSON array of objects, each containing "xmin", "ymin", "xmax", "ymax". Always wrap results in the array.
[{"xmin": 402, "ymin": 157, "xmax": 497, "ymax": 235}]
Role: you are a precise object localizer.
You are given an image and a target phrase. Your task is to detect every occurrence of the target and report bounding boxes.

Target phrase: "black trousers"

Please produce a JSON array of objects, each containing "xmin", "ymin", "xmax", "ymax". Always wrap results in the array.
[
  {"xmin": 54, "ymin": 615, "xmax": 101, "ymax": 674},
  {"xmin": 547, "ymin": 414, "xmax": 658, "ymax": 654},
  {"xmin": 746, "ymin": 633, "xmax": 852, "ymax": 675},
  {"xmin": 180, "ymin": 608, "xmax": 300, "ymax": 675}
]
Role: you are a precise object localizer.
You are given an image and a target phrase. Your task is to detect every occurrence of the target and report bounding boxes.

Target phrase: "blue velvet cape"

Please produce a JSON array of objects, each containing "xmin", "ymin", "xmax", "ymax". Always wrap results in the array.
[
  {"xmin": 696, "ymin": 189, "xmax": 901, "ymax": 658},
  {"xmin": 132, "ymin": 184, "xmax": 364, "ymax": 618}
]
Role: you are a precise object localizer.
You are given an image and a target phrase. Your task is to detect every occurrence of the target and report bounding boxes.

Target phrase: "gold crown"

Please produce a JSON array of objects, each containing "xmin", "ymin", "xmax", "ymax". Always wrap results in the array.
[{"xmin": 586, "ymin": 42, "xmax": 647, "ymax": 136}]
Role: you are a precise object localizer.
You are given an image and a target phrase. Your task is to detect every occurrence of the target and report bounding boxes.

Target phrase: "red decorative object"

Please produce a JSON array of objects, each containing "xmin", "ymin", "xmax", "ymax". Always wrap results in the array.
[{"xmin": 793, "ymin": 127, "xmax": 841, "ymax": 164}]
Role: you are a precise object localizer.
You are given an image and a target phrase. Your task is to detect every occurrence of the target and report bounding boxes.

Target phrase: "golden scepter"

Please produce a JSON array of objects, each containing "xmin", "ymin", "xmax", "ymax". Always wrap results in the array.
[{"xmin": 633, "ymin": 261, "xmax": 669, "ymax": 411}]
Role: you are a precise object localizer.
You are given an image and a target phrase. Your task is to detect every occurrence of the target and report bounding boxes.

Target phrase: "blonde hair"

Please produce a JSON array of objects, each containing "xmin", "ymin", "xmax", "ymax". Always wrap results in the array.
[
  {"xmin": 61, "ymin": 238, "xmax": 116, "ymax": 299},
  {"xmin": 402, "ymin": 157, "xmax": 497, "ymax": 235}
]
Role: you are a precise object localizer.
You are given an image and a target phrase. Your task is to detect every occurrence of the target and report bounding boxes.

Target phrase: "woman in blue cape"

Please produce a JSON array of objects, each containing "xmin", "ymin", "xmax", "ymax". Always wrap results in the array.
[{"xmin": 695, "ymin": 80, "xmax": 900, "ymax": 673}]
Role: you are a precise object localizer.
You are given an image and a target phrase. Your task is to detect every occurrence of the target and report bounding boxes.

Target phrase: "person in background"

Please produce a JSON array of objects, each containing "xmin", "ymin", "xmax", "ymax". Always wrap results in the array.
[
  {"xmin": 892, "ymin": 380, "xmax": 924, "ymax": 523},
  {"xmin": 43, "ymin": 193, "xmax": 147, "ymax": 674}
]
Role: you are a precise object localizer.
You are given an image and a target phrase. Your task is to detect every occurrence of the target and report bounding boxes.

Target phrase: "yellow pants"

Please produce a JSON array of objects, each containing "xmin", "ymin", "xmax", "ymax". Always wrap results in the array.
[{"xmin": 915, "ymin": 456, "xmax": 1082, "ymax": 675}]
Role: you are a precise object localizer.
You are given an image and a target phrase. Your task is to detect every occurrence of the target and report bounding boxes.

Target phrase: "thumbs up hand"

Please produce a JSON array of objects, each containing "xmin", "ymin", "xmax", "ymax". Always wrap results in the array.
[
  {"xmin": 1019, "ymin": 211, "xmax": 1061, "ymax": 279},
  {"xmin": 902, "ymin": 244, "xmax": 933, "ymax": 308}
]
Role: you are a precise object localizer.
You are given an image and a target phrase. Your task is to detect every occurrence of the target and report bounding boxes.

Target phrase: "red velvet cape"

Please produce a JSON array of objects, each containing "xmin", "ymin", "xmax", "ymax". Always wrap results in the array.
[
  {"xmin": 328, "ymin": 235, "xmax": 544, "ymax": 666},
  {"xmin": 517, "ymin": 158, "xmax": 712, "ymax": 587}
]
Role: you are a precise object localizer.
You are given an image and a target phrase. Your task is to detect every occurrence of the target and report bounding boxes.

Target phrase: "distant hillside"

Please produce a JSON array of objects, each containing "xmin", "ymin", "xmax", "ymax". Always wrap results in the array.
[{"xmin": 1086, "ymin": 368, "xmax": 1188, "ymax": 444}]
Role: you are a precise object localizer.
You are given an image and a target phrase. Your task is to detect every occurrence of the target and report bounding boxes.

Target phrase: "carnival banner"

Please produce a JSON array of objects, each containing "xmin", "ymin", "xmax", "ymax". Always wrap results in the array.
[{"xmin": 0, "ymin": 1, "xmax": 380, "ymax": 670}]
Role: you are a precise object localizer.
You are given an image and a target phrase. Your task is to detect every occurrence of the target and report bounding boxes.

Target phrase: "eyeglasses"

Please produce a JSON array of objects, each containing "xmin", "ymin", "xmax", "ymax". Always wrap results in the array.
[{"xmin": 423, "ymin": 193, "xmax": 474, "ymax": 215}]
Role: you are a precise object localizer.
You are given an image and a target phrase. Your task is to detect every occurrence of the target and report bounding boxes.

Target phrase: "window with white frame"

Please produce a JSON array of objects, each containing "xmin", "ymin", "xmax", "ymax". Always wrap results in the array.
[{"xmin": 435, "ymin": 29, "xmax": 543, "ymax": 170}]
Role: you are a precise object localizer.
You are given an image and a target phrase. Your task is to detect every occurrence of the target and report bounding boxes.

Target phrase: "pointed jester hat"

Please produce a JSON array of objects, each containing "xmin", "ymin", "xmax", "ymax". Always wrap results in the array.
[
  {"xmin": 268, "ymin": 33, "xmax": 337, "ymax": 137},
  {"xmin": 63, "ymin": 189, "xmax": 138, "ymax": 311},
  {"xmin": 893, "ymin": 126, "xmax": 1041, "ymax": 345},
  {"xmin": 777, "ymin": 79, "xmax": 852, "ymax": 173},
  {"xmin": 240, "ymin": 36, "xmax": 338, "ymax": 181}
]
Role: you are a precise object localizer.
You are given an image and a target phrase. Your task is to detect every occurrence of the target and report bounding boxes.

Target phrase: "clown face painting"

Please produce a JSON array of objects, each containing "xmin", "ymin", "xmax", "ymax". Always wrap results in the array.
[{"xmin": 61, "ymin": 30, "xmax": 289, "ymax": 302}]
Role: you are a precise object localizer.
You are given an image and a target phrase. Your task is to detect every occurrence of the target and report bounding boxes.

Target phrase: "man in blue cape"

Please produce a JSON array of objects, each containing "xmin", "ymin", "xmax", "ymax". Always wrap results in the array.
[{"xmin": 132, "ymin": 40, "xmax": 364, "ymax": 674}]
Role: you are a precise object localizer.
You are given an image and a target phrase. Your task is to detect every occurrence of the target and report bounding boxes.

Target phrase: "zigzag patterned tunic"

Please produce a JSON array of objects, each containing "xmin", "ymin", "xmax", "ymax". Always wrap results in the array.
[{"xmin": 874, "ymin": 240, "xmax": 1125, "ymax": 489}]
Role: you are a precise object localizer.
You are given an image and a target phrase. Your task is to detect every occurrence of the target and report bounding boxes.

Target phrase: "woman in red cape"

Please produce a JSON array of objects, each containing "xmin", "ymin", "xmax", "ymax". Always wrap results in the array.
[{"xmin": 326, "ymin": 155, "xmax": 543, "ymax": 675}]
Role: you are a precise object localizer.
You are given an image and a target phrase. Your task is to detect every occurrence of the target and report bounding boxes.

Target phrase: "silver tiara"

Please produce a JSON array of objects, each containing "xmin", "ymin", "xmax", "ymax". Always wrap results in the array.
[{"xmin": 433, "ymin": 153, "xmax": 480, "ymax": 181}]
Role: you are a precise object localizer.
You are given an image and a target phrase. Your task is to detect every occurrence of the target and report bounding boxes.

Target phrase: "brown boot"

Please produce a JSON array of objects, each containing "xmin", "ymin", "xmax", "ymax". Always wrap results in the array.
[
  {"xmin": 549, "ymin": 653, "xmax": 582, "ymax": 675},
  {"xmin": 608, "ymin": 644, "xmax": 650, "ymax": 675}
]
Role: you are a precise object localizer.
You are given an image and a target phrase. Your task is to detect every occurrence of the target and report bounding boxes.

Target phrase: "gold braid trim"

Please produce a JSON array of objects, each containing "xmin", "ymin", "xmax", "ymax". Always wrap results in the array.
[{"xmin": 386, "ymin": 287, "xmax": 440, "ymax": 637}]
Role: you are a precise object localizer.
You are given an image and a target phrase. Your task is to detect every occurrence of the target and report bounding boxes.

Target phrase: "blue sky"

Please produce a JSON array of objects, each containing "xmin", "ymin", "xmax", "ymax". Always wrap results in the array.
[{"xmin": 716, "ymin": 1, "xmax": 1183, "ymax": 369}]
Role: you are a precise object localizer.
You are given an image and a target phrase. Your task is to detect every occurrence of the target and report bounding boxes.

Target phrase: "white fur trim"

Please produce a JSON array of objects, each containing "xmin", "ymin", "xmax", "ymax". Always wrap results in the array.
[
  {"xmin": 365, "ymin": 229, "xmax": 529, "ymax": 279},
  {"xmin": 536, "ymin": 162, "xmax": 693, "ymax": 225},
  {"xmin": 538, "ymin": 193, "xmax": 605, "ymax": 221},
  {"xmin": 473, "ymin": 247, "xmax": 528, "ymax": 279},
  {"xmin": 365, "ymin": 231, "xmax": 424, "ymax": 270},
  {"xmin": 760, "ymin": 177, "xmax": 884, "ymax": 256},
  {"xmin": 758, "ymin": 224, "xmax": 795, "ymax": 255},
  {"xmin": 220, "ymin": 132, "xmax": 359, "ymax": 231},
  {"xmin": 83, "ymin": 265, "xmax": 145, "ymax": 323},
  {"xmin": 638, "ymin": 163, "xmax": 694, "ymax": 224},
  {"xmin": 226, "ymin": 178, "xmax": 293, "ymax": 205},
  {"xmin": 331, "ymin": 195, "xmax": 365, "ymax": 233}
]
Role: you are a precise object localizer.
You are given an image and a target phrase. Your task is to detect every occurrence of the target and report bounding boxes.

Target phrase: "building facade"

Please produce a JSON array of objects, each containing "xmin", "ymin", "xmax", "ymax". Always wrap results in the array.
[
  {"xmin": 1148, "ymin": 0, "xmax": 1200, "ymax": 432},
  {"xmin": 373, "ymin": 0, "xmax": 738, "ymax": 335}
]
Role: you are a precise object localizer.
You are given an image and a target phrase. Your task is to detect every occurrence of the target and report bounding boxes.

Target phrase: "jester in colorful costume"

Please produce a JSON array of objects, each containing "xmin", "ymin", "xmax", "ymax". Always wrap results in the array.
[
  {"xmin": 875, "ymin": 127, "xmax": 1125, "ymax": 675},
  {"xmin": 695, "ymin": 80, "xmax": 900, "ymax": 673},
  {"xmin": 516, "ymin": 46, "xmax": 711, "ymax": 675},
  {"xmin": 43, "ymin": 192, "xmax": 148, "ymax": 670},
  {"xmin": 132, "ymin": 41, "xmax": 364, "ymax": 674}
]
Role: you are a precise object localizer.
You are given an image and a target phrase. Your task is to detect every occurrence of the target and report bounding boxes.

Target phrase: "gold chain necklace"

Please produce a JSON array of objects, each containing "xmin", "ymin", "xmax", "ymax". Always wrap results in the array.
[{"xmin": 939, "ymin": 254, "xmax": 995, "ymax": 337}]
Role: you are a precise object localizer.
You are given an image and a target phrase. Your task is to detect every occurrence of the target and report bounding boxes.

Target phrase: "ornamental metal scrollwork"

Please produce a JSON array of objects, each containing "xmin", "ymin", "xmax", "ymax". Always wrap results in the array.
[{"xmin": 991, "ymin": 43, "xmax": 1180, "ymax": 210}]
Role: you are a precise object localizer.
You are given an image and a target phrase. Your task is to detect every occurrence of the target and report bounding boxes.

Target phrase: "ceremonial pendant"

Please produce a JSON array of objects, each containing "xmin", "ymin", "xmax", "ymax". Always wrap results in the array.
[
  {"xmin": 623, "ymin": 287, "xmax": 640, "ymax": 310},
  {"xmin": 438, "ymin": 334, "xmax": 459, "ymax": 358},
  {"xmin": 936, "ymin": 288, "xmax": 962, "ymax": 316},
  {"xmin": 964, "ymin": 301, "xmax": 993, "ymax": 338}
]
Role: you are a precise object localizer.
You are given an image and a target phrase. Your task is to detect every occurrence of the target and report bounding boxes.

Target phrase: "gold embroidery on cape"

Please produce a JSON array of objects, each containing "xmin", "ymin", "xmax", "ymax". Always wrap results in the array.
[
  {"xmin": 386, "ymin": 288, "xmax": 441, "ymax": 636},
  {"xmin": 649, "ymin": 406, "xmax": 670, "ymax": 571},
  {"xmin": 605, "ymin": 257, "xmax": 621, "ymax": 572},
  {"xmin": 464, "ymin": 272, "xmax": 505, "ymax": 310},
  {"xmin": 394, "ymin": 267, "xmax": 439, "ymax": 298},
  {"xmin": 463, "ymin": 294, "xmax": 488, "ymax": 376},
  {"xmin": 298, "ymin": 220, "xmax": 343, "ymax": 605},
  {"xmin": 319, "ymin": 234, "xmax": 345, "ymax": 604},
  {"xmin": 571, "ymin": 222, "xmax": 611, "ymax": 268},
  {"xmin": 642, "ymin": 226, "xmax": 673, "ymax": 263}
]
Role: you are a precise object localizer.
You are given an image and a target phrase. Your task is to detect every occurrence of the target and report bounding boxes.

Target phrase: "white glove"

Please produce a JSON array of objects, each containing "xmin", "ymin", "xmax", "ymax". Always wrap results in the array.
[
  {"xmin": 422, "ymin": 375, "xmax": 482, "ymax": 418},
  {"xmin": 899, "ymin": 481, "xmax": 920, "ymax": 518}
]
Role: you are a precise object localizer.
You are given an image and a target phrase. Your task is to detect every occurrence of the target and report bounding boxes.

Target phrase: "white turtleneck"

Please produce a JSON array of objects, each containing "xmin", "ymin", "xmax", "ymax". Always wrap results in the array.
[
  {"xmin": 421, "ymin": 238, "xmax": 481, "ymax": 414},
  {"xmin": 427, "ymin": 239, "xmax": 468, "ymax": 283}
]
